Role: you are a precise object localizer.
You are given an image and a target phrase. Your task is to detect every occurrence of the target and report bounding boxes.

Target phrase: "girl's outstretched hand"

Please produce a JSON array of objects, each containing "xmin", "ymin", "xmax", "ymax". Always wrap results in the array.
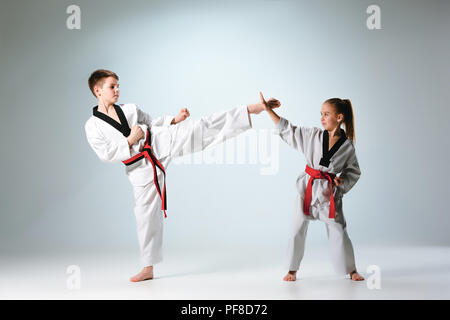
[
  {"xmin": 260, "ymin": 91, "xmax": 281, "ymax": 111},
  {"xmin": 172, "ymin": 107, "xmax": 190, "ymax": 124}
]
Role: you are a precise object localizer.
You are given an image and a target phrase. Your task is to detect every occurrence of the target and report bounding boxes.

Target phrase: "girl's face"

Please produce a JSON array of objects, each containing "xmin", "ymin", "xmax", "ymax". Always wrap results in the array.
[
  {"xmin": 95, "ymin": 76, "xmax": 120, "ymax": 105},
  {"xmin": 321, "ymin": 103, "xmax": 343, "ymax": 131}
]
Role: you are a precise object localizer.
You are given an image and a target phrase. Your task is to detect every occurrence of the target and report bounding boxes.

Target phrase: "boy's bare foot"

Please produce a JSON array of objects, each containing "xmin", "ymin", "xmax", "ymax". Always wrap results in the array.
[
  {"xmin": 283, "ymin": 270, "xmax": 297, "ymax": 281},
  {"xmin": 350, "ymin": 270, "xmax": 364, "ymax": 281},
  {"xmin": 130, "ymin": 266, "xmax": 154, "ymax": 282}
]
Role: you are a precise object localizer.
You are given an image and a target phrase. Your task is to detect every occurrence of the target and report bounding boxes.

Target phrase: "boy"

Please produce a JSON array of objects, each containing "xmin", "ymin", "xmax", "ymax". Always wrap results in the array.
[{"xmin": 84, "ymin": 69, "xmax": 280, "ymax": 282}]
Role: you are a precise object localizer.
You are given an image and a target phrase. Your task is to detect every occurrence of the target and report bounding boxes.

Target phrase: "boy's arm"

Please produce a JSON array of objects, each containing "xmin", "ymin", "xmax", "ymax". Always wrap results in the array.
[
  {"xmin": 136, "ymin": 104, "xmax": 190, "ymax": 127},
  {"xmin": 85, "ymin": 121, "xmax": 131, "ymax": 163},
  {"xmin": 136, "ymin": 105, "xmax": 174, "ymax": 128}
]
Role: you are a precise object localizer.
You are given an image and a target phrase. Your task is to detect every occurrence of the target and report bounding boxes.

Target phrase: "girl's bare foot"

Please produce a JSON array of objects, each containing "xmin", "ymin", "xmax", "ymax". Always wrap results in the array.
[
  {"xmin": 350, "ymin": 270, "xmax": 364, "ymax": 281},
  {"xmin": 130, "ymin": 266, "xmax": 154, "ymax": 282},
  {"xmin": 283, "ymin": 270, "xmax": 297, "ymax": 281}
]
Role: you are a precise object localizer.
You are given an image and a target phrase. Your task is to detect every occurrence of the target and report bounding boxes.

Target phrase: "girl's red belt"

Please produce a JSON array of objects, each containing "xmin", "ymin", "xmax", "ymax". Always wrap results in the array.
[
  {"xmin": 122, "ymin": 129, "xmax": 167, "ymax": 218},
  {"xmin": 303, "ymin": 165, "xmax": 336, "ymax": 219}
]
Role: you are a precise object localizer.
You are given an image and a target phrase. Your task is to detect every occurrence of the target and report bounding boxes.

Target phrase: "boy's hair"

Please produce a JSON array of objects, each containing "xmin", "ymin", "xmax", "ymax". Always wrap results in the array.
[
  {"xmin": 324, "ymin": 98, "xmax": 355, "ymax": 142},
  {"xmin": 88, "ymin": 69, "xmax": 119, "ymax": 97}
]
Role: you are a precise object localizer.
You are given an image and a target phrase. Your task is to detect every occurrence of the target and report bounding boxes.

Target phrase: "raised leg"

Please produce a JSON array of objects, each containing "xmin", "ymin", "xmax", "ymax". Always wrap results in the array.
[{"xmin": 167, "ymin": 105, "xmax": 252, "ymax": 158}]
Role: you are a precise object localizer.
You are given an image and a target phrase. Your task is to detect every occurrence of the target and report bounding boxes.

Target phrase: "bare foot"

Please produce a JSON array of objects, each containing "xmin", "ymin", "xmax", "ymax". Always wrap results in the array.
[
  {"xmin": 350, "ymin": 270, "xmax": 364, "ymax": 281},
  {"xmin": 283, "ymin": 270, "xmax": 297, "ymax": 281},
  {"xmin": 130, "ymin": 266, "xmax": 154, "ymax": 282}
]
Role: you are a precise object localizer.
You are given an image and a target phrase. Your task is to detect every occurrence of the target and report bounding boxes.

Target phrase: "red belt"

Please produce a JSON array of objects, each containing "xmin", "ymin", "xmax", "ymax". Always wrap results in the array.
[
  {"xmin": 303, "ymin": 165, "xmax": 336, "ymax": 219},
  {"xmin": 122, "ymin": 129, "xmax": 167, "ymax": 218}
]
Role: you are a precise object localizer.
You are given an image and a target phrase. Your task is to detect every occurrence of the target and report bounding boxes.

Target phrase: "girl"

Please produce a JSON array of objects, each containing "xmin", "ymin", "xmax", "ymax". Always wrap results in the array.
[{"xmin": 260, "ymin": 93, "xmax": 364, "ymax": 282}]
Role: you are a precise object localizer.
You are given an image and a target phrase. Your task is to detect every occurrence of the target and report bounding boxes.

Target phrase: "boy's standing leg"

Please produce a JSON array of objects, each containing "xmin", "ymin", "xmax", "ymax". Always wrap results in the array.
[{"xmin": 130, "ymin": 181, "xmax": 165, "ymax": 282}]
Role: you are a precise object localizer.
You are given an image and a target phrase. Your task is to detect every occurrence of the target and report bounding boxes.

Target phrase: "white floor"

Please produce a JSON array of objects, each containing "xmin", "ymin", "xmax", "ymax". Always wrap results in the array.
[{"xmin": 1, "ymin": 245, "xmax": 449, "ymax": 300}]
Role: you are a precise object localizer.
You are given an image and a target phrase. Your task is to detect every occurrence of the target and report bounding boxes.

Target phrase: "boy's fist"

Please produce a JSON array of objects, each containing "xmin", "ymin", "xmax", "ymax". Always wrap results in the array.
[
  {"xmin": 172, "ymin": 107, "xmax": 190, "ymax": 124},
  {"xmin": 127, "ymin": 125, "xmax": 144, "ymax": 146}
]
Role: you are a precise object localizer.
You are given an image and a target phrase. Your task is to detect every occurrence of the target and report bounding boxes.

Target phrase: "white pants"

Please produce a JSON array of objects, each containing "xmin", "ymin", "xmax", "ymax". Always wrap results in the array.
[
  {"xmin": 131, "ymin": 106, "xmax": 251, "ymax": 267},
  {"xmin": 287, "ymin": 193, "xmax": 357, "ymax": 275}
]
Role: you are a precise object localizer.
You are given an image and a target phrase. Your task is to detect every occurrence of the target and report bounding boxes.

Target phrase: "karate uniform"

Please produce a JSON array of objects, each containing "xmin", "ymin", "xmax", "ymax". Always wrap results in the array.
[
  {"xmin": 85, "ymin": 103, "xmax": 252, "ymax": 267},
  {"xmin": 275, "ymin": 117, "xmax": 361, "ymax": 275}
]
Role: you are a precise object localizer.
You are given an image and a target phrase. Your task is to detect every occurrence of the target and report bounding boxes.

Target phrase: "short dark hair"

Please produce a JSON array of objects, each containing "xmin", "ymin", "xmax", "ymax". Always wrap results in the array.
[{"xmin": 88, "ymin": 69, "xmax": 119, "ymax": 97}]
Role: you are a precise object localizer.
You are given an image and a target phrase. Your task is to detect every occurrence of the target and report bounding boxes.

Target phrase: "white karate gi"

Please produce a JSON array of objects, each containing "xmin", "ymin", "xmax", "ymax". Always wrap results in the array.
[
  {"xmin": 276, "ymin": 117, "xmax": 361, "ymax": 275},
  {"xmin": 85, "ymin": 103, "xmax": 252, "ymax": 266}
]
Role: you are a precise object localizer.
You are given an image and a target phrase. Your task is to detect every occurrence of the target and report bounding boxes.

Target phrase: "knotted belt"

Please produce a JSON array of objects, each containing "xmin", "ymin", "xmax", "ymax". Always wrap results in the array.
[
  {"xmin": 303, "ymin": 165, "xmax": 336, "ymax": 219},
  {"xmin": 122, "ymin": 129, "xmax": 167, "ymax": 218}
]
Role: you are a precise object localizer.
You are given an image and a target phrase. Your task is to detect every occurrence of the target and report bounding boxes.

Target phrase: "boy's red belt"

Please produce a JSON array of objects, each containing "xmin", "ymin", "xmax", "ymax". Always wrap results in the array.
[
  {"xmin": 122, "ymin": 129, "xmax": 167, "ymax": 218},
  {"xmin": 303, "ymin": 165, "xmax": 336, "ymax": 219}
]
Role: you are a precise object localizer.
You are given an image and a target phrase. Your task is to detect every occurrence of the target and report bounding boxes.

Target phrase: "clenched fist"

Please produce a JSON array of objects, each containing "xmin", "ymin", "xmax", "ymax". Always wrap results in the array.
[
  {"xmin": 172, "ymin": 108, "xmax": 190, "ymax": 124},
  {"xmin": 127, "ymin": 125, "xmax": 144, "ymax": 147}
]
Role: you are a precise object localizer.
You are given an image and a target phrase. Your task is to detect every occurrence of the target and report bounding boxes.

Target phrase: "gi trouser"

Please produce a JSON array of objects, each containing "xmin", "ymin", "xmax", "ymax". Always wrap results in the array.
[{"xmin": 287, "ymin": 193, "xmax": 357, "ymax": 275}]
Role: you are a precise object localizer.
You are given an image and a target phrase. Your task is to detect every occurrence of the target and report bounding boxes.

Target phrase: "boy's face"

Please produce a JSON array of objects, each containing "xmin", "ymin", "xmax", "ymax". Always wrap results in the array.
[{"xmin": 95, "ymin": 76, "xmax": 120, "ymax": 104}]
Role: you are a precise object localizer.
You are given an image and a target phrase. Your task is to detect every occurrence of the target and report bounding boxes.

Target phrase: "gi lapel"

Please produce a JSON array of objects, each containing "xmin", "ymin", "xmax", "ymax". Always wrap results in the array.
[
  {"xmin": 93, "ymin": 104, "xmax": 131, "ymax": 137},
  {"xmin": 319, "ymin": 129, "xmax": 347, "ymax": 167}
]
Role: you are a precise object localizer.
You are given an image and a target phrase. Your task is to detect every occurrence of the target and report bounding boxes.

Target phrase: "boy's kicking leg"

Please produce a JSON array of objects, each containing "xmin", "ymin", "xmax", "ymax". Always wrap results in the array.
[
  {"xmin": 129, "ymin": 99, "xmax": 280, "ymax": 282},
  {"xmin": 167, "ymin": 99, "xmax": 280, "ymax": 159}
]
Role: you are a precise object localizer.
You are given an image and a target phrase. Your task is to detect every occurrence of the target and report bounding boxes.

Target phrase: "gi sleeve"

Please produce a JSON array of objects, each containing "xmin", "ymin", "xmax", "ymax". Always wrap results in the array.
[
  {"xmin": 275, "ymin": 117, "xmax": 316, "ymax": 155},
  {"xmin": 337, "ymin": 150, "xmax": 361, "ymax": 195},
  {"xmin": 136, "ymin": 104, "xmax": 174, "ymax": 128},
  {"xmin": 85, "ymin": 121, "xmax": 131, "ymax": 163}
]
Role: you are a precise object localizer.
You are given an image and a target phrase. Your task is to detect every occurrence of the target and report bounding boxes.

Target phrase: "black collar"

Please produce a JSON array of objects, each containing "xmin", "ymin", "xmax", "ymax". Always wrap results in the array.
[
  {"xmin": 93, "ymin": 104, "xmax": 131, "ymax": 137},
  {"xmin": 319, "ymin": 129, "xmax": 347, "ymax": 167}
]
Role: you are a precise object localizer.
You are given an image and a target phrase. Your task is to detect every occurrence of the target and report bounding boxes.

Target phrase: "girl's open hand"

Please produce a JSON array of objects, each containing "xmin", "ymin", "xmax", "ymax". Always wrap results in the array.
[
  {"xmin": 173, "ymin": 107, "xmax": 190, "ymax": 124},
  {"xmin": 260, "ymin": 92, "xmax": 281, "ymax": 111}
]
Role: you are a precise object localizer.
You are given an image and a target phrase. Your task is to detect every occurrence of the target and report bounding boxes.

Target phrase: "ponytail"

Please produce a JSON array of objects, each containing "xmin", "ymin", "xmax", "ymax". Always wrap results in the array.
[{"xmin": 324, "ymin": 98, "xmax": 355, "ymax": 142}]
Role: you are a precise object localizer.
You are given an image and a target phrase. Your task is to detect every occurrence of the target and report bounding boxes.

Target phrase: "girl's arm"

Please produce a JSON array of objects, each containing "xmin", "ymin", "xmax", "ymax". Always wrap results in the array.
[
  {"xmin": 260, "ymin": 92, "xmax": 281, "ymax": 125},
  {"xmin": 260, "ymin": 92, "xmax": 317, "ymax": 155},
  {"xmin": 336, "ymin": 151, "xmax": 361, "ymax": 195}
]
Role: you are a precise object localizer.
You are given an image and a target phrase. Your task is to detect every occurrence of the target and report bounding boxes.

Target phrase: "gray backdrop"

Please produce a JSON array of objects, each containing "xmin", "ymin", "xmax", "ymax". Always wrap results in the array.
[{"xmin": 1, "ymin": 0, "xmax": 449, "ymax": 256}]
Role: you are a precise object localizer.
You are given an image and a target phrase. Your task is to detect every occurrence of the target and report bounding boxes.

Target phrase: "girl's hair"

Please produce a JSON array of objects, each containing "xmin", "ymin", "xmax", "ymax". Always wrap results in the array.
[{"xmin": 324, "ymin": 98, "xmax": 355, "ymax": 142}]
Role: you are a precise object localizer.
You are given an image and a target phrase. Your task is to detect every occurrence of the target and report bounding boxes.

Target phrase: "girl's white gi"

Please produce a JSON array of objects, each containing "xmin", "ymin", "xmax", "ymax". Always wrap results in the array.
[
  {"xmin": 85, "ymin": 103, "xmax": 252, "ymax": 266},
  {"xmin": 276, "ymin": 117, "xmax": 361, "ymax": 275}
]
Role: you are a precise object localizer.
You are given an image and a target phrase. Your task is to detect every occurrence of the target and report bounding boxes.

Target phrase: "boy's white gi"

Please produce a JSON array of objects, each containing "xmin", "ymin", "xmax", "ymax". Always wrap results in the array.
[
  {"xmin": 276, "ymin": 117, "xmax": 361, "ymax": 275},
  {"xmin": 85, "ymin": 103, "xmax": 252, "ymax": 266}
]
